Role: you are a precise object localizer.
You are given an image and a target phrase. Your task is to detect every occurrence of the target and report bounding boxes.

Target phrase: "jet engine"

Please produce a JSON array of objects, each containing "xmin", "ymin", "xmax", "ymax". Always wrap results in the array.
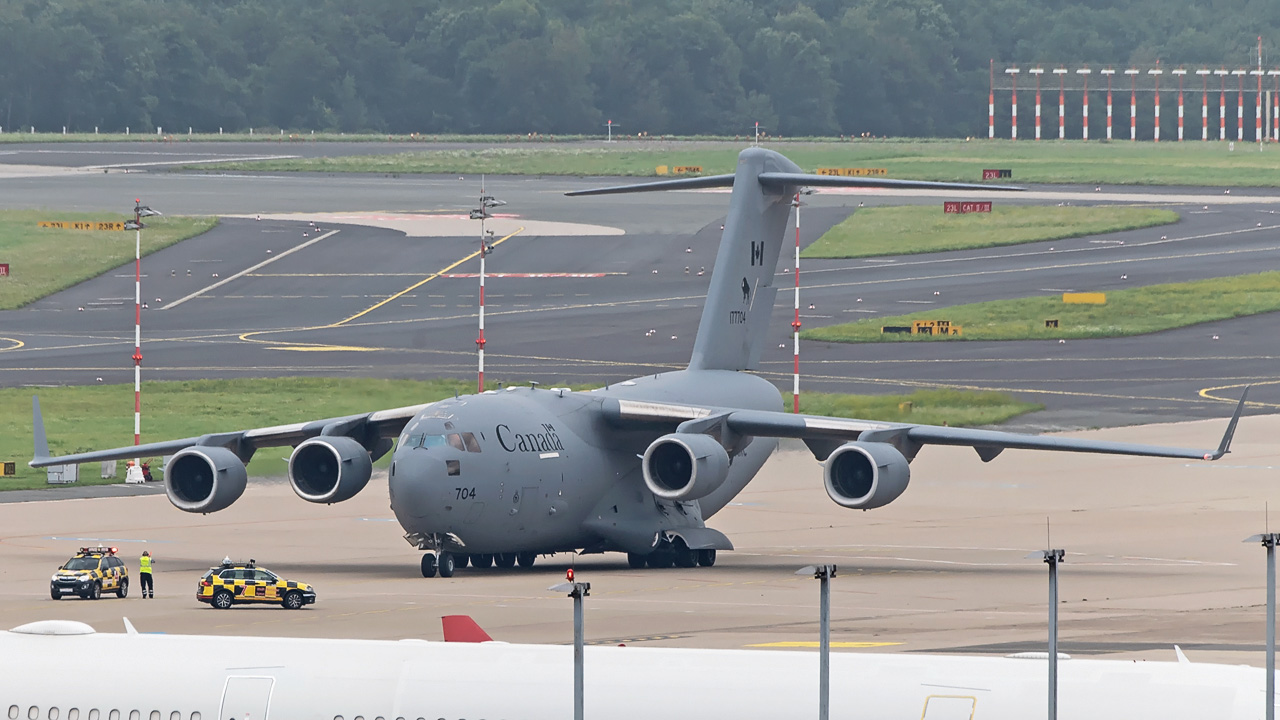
[
  {"xmin": 642, "ymin": 433, "xmax": 730, "ymax": 502},
  {"xmin": 164, "ymin": 446, "xmax": 248, "ymax": 514},
  {"xmin": 822, "ymin": 442, "xmax": 911, "ymax": 510},
  {"xmin": 288, "ymin": 436, "xmax": 373, "ymax": 504}
]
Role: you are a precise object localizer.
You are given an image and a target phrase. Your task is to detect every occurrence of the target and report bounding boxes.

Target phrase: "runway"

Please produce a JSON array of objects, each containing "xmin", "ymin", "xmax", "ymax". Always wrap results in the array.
[{"xmin": 2, "ymin": 142, "xmax": 1279, "ymax": 427}]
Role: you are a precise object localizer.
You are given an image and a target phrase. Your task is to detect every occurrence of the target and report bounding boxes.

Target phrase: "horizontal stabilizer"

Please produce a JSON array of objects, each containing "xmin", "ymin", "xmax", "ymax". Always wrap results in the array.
[
  {"xmin": 442, "ymin": 615, "xmax": 493, "ymax": 643},
  {"xmin": 757, "ymin": 172, "xmax": 1023, "ymax": 193}
]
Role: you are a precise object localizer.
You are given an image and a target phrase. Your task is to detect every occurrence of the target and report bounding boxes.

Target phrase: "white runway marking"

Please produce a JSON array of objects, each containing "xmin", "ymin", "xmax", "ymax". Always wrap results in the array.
[{"xmin": 161, "ymin": 229, "xmax": 340, "ymax": 310}]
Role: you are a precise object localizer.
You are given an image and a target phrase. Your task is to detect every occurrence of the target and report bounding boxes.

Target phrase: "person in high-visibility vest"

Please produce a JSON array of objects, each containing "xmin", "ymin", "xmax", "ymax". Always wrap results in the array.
[{"xmin": 139, "ymin": 551, "xmax": 154, "ymax": 599}]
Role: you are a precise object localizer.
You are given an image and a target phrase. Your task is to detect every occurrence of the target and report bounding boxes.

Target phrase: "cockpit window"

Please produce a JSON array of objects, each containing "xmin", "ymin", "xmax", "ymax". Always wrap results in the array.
[
  {"xmin": 400, "ymin": 434, "xmax": 449, "ymax": 450},
  {"xmin": 460, "ymin": 432, "xmax": 481, "ymax": 453},
  {"xmin": 446, "ymin": 433, "xmax": 466, "ymax": 451}
]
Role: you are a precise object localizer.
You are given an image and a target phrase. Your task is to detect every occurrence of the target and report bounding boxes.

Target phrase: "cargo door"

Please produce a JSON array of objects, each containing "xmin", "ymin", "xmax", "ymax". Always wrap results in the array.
[{"xmin": 220, "ymin": 676, "xmax": 274, "ymax": 720}]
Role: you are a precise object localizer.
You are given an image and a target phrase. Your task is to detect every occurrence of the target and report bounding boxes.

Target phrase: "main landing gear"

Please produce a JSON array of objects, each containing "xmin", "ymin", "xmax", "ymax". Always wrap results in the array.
[
  {"xmin": 420, "ymin": 550, "xmax": 539, "ymax": 577},
  {"xmin": 627, "ymin": 539, "xmax": 717, "ymax": 569}
]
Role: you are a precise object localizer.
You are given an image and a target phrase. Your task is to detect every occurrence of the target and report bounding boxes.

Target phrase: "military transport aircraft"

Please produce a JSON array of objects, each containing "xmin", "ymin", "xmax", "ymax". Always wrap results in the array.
[{"xmin": 30, "ymin": 148, "xmax": 1247, "ymax": 578}]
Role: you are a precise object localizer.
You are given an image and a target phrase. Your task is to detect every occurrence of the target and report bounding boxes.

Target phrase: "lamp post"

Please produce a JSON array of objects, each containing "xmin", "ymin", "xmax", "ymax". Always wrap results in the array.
[
  {"xmin": 796, "ymin": 564, "xmax": 837, "ymax": 720},
  {"xmin": 549, "ymin": 569, "xmax": 591, "ymax": 720},
  {"xmin": 124, "ymin": 200, "xmax": 160, "ymax": 466},
  {"xmin": 1244, "ymin": 532, "xmax": 1280, "ymax": 720},
  {"xmin": 1028, "ymin": 548, "xmax": 1066, "ymax": 720},
  {"xmin": 604, "ymin": 119, "xmax": 619, "ymax": 143},
  {"xmin": 470, "ymin": 182, "xmax": 505, "ymax": 393}
]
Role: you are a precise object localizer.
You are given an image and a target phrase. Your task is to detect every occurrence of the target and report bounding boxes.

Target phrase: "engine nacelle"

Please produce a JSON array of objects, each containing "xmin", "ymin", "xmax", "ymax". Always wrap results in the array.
[
  {"xmin": 642, "ymin": 433, "xmax": 731, "ymax": 502},
  {"xmin": 823, "ymin": 442, "xmax": 911, "ymax": 510},
  {"xmin": 165, "ymin": 446, "xmax": 248, "ymax": 514},
  {"xmin": 289, "ymin": 435, "xmax": 373, "ymax": 504}
]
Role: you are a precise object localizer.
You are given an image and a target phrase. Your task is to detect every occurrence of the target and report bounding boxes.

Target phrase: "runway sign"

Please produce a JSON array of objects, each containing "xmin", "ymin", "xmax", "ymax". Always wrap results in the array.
[
  {"xmin": 1045, "ymin": 319, "xmax": 1059, "ymax": 328},
  {"xmin": 38, "ymin": 220, "xmax": 126, "ymax": 231},
  {"xmin": 911, "ymin": 320, "xmax": 963, "ymax": 336},
  {"xmin": 944, "ymin": 201, "xmax": 993, "ymax": 214},
  {"xmin": 816, "ymin": 167, "xmax": 887, "ymax": 176},
  {"xmin": 2, "ymin": 462, "xmax": 14, "ymax": 476},
  {"xmin": 983, "ymin": 168, "xmax": 1013, "ymax": 179},
  {"xmin": 0, "ymin": 263, "xmax": 8, "ymax": 277},
  {"xmin": 1063, "ymin": 292, "xmax": 1106, "ymax": 304},
  {"xmin": 655, "ymin": 165, "xmax": 703, "ymax": 175}
]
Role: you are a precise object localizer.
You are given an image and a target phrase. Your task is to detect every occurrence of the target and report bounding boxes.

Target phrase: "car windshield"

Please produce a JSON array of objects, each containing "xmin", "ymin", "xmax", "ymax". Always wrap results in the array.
[{"xmin": 63, "ymin": 557, "xmax": 99, "ymax": 571}]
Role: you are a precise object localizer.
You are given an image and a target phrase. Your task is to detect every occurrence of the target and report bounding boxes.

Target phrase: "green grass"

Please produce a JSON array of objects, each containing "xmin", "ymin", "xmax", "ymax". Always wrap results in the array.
[
  {"xmin": 0, "ymin": 210, "xmax": 218, "ymax": 309},
  {"xmin": 803, "ymin": 272, "xmax": 1280, "ymax": 343},
  {"xmin": 0, "ymin": 378, "xmax": 1039, "ymax": 490},
  {"xmin": 802, "ymin": 205, "xmax": 1179, "ymax": 258},
  {"xmin": 195, "ymin": 139, "xmax": 1280, "ymax": 186}
]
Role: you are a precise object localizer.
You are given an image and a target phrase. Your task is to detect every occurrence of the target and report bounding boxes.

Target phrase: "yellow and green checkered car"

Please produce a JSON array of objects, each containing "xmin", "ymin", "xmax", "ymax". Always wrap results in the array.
[
  {"xmin": 51, "ymin": 546, "xmax": 129, "ymax": 600},
  {"xmin": 197, "ymin": 562, "xmax": 316, "ymax": 610}
]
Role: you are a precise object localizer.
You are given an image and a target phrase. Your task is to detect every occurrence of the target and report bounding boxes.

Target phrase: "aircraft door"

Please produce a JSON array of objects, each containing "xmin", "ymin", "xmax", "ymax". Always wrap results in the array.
[
  {"xmin": 921, "ymin": 695, "xmax": 976, "ymax": 720},
  {"xmin": 220, "ymin": 676, "xmax": 273, "ymax": 720}
]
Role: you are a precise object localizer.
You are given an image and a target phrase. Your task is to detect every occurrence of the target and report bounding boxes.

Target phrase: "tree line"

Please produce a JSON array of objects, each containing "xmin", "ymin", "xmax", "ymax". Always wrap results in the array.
[{"xmin": 1, "ymin": 0, "xmax": 1275, "ymax": 138}]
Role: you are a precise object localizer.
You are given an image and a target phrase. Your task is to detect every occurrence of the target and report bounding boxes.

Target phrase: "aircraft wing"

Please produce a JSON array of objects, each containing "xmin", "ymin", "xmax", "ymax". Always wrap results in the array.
[
  {"xmin": 28, "ymin": 396, "xmax": 429, "ymax": 468},
  {"xmin": 604, "ymin": 389, "xmax": 1248, "ymax": 463}
]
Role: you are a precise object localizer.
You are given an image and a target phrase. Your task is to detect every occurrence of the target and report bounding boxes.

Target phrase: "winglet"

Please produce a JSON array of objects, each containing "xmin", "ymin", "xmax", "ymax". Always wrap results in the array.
[
  {"xmin": 1174, "ymin": 644, "xmax": 1190, "ymax": 664},
  {"xmin": 1209, "ymin": 386, "xmax": 1249, "ymax": 460},
  {"xmin": 441, "ymin": 615, "xmax": 493, "ymax": 643},
  {"xmin": 32, "ymin": 395, "xmax": 49, "ymax": 463},
  {"xmin": 123, "ymin": 617, "xmax": 138, "ymax": 636}
]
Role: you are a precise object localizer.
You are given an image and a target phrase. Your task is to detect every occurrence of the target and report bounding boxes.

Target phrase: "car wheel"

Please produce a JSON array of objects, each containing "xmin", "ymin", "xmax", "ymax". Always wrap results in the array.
[
  {"xmin": 495, "ymin": 553, "xmax": 517, "ymax": 568},
  {"xmin": 517, "ymin": 551, "xmax": 537, "ymax": 568},
  {"xmin": 213, "ymin": 589, "xmax": 234, "ymax": 609},
  {"xmin": 116, "ymin": 578, "xmax": 129, "ymax": 598},
  {"xmin": 627, "ymin": 553, "xmax": 647, "ymax": 569},
  {"xmin": 51, "ymin": 588, "xmax": 62, "ymax": 600},
  {"xmin": 90, "ymin": 582, "xmax": 102, "ymax": 600},
  {"xmin": 421, "ymin": 554, "xmax": 438, "ymax": 578},
  {"xmin": 438, "ymin": 552, "xmax": 456, "ymax": 578},
  {"xmin": 282, "ymin": 590, "xmax": 304, "ymax": 610},
  {"xmin": 697, "ymin": 549, "xmax": 717, "ymax": 567}
]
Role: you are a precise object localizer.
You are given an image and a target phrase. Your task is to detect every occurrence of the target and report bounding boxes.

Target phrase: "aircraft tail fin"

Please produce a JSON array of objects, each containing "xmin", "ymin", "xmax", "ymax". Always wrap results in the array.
[
  {"xmin": 442, "ymin": 614, "xmax": 494, "ymax": 643},
  {"xmin": 568, "ymin": 148, "xmax": 1018, "ymax": 371},
  {"xmin": 32, "ymin": 396, "xmax": 50, "ymax": 462}
]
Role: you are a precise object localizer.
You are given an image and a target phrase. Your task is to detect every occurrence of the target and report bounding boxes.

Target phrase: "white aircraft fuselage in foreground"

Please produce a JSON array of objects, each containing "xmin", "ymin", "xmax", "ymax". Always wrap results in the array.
[{"xmin": 2, "ymin": 620, "xmax": 1268, "ymax": 719}]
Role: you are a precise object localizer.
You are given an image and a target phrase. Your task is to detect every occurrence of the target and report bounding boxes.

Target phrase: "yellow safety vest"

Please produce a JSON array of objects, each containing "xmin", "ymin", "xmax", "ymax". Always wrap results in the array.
[{"xmin": 139, "ymin": 556, "xmax": 152, "ymax": 573}]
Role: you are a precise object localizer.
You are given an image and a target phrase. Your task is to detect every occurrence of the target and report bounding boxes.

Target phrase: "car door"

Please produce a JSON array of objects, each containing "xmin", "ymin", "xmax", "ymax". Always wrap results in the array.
[{"xmin": 254, "ymin": 570, "xmax": 279, "ymax": 601}]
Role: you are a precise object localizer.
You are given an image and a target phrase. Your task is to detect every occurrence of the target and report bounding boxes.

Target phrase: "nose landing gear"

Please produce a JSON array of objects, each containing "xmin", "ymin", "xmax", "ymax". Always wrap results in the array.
[{"xmin": 420, "ymin": 551, "xmax": 457, "ymax": 578}]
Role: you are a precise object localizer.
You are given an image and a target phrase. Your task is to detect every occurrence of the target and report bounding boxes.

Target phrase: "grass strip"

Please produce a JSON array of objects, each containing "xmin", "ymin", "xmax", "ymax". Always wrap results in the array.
[
  {"xmin": 803, "ymin": 272, "xmax": 1280, "ymax": 343},
  {"xmin": 0, "ymin": 379, "xmax": 1038, "ymax": 490},
  {"xmin": 802, "ymin": 205, "xmax": 1178, "ymax": 258},
  {"xmin": 195, "ymin": 139, "xmax": 1280, "ymax": 186},
  {"xmin": 0, "ymin": 210, "xmax": 218, "ymax": 309}
]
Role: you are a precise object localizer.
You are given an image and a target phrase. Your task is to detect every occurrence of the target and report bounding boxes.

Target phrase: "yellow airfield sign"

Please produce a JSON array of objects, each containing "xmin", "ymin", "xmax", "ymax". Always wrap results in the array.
[
  {"xmin": 37, "ymin": 221, "xmax": 126, "ymax": 231},
  {"xmin": 815, "ymin": 167, "xmax": 887, "ymax": 176},
  {"xmin": 655, "ymin": 165, "xmax": 704, "ymax": 175}
]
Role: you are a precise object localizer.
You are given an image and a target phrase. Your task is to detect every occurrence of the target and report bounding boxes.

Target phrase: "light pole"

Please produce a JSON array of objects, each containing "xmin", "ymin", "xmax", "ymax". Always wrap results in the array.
[
  {"xmin": 549, "ymin": 569, "xmax": 591, "ymax": 720},
  {"xmin": 796, "ymin": 564, "xmax": 836, "ymax": 720},
  {"xmin": 604, "ymin": 119, "xmax": 619, "ymax": 143},
  {"xmin": 124, "ymin": 200, "xmax": 160, "ymax": 468},
  {"xmin": 1244, "ymin": 532, "xmax": 1280, "ymax": 720},
  {"xmin": 470, "ymin": 180, "xmax": 504, "ymax": 393},
  {"xmin": 1028, "ymin": 548, "xmax": 1066, "ymax": 720}
]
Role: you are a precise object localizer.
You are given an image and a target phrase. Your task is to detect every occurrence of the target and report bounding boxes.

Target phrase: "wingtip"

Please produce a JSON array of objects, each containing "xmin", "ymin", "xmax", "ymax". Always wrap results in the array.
[{"xmin": 32, "ymin": 395, "xmax": 50, "ymax": 463}]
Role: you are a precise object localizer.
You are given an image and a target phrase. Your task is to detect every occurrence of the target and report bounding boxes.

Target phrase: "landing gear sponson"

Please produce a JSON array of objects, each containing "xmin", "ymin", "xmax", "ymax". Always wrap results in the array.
[{"xmin": 418, "ymin": 540, "xmax": 714, "ymax": 578}]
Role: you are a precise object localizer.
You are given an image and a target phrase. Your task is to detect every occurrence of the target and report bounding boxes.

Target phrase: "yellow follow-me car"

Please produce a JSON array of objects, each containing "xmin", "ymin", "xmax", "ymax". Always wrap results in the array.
[
  {"xmin": 51, "ymin": 546, "xmax": 129, "ymax": 600},
  {"xmin": 197, "ymin": 560, "xmax": 316, "ymax": 610}
]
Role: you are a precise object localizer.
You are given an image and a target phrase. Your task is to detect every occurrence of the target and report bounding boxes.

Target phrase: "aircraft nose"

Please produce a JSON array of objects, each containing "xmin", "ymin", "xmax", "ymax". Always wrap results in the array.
[{"xmin": 389, "ymin": 453, "xmax": 444, "ymax": 523}]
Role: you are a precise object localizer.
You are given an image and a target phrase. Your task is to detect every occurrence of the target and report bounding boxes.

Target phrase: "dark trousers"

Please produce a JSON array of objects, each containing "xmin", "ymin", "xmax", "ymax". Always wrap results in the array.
[{"xmin": 140, "ymin": 572, "xmax": 153, "ymax": 597}]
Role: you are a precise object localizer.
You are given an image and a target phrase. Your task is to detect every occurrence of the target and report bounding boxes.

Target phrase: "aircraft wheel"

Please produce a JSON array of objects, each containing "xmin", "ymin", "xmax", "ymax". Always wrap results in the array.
[
  {"xmin": 626, "ymin": 553, "xmax": 646, "ymax": 569},
  {"xmin": 672, "ymin": 539, "xmax": 698, "ymax": 568},
  {"xmin": 517, "ymin": 551, "xmax": 537, "ymax": 568},
  {"xmin": 116, "ymin": 578, "xmax": 129, "ymax": 598},
  {"xmin": 474, "ymin": 553, "xmax": 494, "ymax": 568},
  {"xmin": 495, "ymin": 553, "xmax": 517, "ymax": 569},
  {"xmin": 647, "ymin": 552, "xmax": 674, "ymax": 569},
  {"xmin": 421, "ymin": 554, "xmax": 438, "ymax": 578},
  {"xmin": 456, "ymin": 554, "xmax": 470, "ymax": 569},
  {"xmin": 438, "ymin": 552, "xmax": 456, "ymax": 578},
  {"xmin": 697, "ymin": 549, "xmax": 717, "ymax": 567}
]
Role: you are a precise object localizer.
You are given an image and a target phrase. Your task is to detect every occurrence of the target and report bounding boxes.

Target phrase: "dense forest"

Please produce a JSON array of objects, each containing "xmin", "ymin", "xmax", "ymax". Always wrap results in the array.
[{"xmin": 1, "ymin": 0, "xmax": 1277, "ymax": 138}]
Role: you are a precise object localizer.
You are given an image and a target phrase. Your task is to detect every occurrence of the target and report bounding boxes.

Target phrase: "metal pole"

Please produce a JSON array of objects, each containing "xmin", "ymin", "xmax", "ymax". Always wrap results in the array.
[
  {"xmin": 797, "ymin": 564, "xmax": 836, "ymax": 720},
  {"xmin": 1246, "ymin": 533, "xmax": 1279, "ymax": 720},
  {"xmin": 791, "ymin": 193, "xmax": 802, "ymax": 414},
  {"xmin": 550, "ymin": 575, "xmax": 590, "ymax": 720},
  {"xmin": 133, "ymin": 201, "xmax": 142, "ymax": 460},
  {"xmin": 1028, "ymin": 549, "xmax": 1065, "ymax": 720}
]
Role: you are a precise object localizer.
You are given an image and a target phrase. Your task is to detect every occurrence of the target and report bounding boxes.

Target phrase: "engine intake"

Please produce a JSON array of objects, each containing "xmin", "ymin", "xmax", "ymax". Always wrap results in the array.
[
  {"xmin": 165, "ymin": 446, "xmax": 248, "ymax": 514},
  {"xmin": 642, "ymin": 433, "xmax": 730, "ymax": 502},
  {"xmin": 823, "ymin": 442, "xmax": 911, "ymax": 510},
  {"xmin": 289, "ymin": 436, "xmax": 373, "ymax": 504}
]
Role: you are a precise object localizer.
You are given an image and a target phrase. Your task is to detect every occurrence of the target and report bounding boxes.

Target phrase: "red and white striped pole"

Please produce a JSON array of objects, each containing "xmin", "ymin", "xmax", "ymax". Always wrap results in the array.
[
  {"xmin": 1054, "ymin": 68, "xmax": 1066, "ymax": 139},
  {"xmin": 1007, "ymin": 68, "xmax": 1019, "ymax": 139},
  {"xmin": 473, "ymin": 178, "xmax": 504, "ymax": 394},
  {"xmin": 132, "ymin": 200, "xmax": 142, "ymax": 455},
  {"xmin": 988, "ymin": 60, "xmax": 995, "ymax": 139},
  {"xmin": 1102, "ymin": 69, "xmax": 1114, "ymax": 140},
  {"xmin": 1272, "ymin": 71, "xmax": 1279, "ymax": 141},
  {"xmin": 1236, "ymin": 70, "xmax": 1246, "ymax": 141},
  {"xmin": 1218, "ymin": 70, "xmax": 1228, "ymax": 140},
  {"xmin": 1078, "ymin": 68, "xmax": 1091, "ymax": 139},
  {"xmin": 1258, "ymin": 37, "xmax": 1265, "ymax": 144},
  {"xmin": 1031, "ymin": 68, "xmax": 1043, "ymax": 140},
  {"xmin": 1173, "ymin": 69, "xmax": 1186, "ymax": 140},
  {"xmin": 791, "ymin": 193, "xmax": 803, "ymax": 414},
  {"xmin": 1126, "ymin": 69, "xmax": 1139, "ymax": 140},
  {"xmin": 1150, "ymin": 67, "xmax": 1162, "ymax": 141},
  {"xmin": 1198, "ymin": 70, "xmax": 1210, "ymax": 140}
]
